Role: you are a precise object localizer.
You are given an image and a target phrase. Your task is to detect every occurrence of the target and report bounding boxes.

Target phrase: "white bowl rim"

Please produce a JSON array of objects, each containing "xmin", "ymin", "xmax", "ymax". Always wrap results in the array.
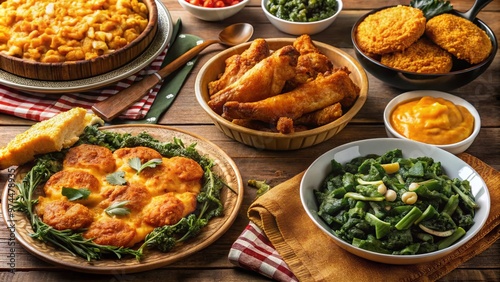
[
  {"xmin": 300, "ymin": 137, "xmax": 490, "ymax": 263},
  {"xmin": 195, "ymin": 37, "xmax": 368, "ymax": 139},
  {"xmin": 383, "ymin": 90, "xmax": 481, "ymax": 150},
  {"xmin": 261, "ymin": 0, "xmax": 343, "ymax": 25},
  {"xmin": 178, "ymin": 0, "xmax": 249, "ymax": 10}
]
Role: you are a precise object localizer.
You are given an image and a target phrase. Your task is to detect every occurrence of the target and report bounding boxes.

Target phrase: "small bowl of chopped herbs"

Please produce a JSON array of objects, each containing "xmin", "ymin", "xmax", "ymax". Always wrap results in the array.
[
  {"xmin": 300, "ymin": 138, "xmax": 490, "ymax": 264},
  {"xmin": 262, "ymin": 0, "xmax": 343, "ymax": 35}
]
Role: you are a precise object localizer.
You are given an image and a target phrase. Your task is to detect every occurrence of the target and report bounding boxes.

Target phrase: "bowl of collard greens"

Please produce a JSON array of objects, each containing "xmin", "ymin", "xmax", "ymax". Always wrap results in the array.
[{"xmin": 300, "ymin": 138, "xmax": 490, "ymax": 264}]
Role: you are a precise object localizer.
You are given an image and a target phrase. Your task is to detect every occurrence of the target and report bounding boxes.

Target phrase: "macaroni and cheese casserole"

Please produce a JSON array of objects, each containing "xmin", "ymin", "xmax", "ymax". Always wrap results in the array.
[{"xmin": 0, "ymin": 0, "xmax": 149, "ymax": 63}]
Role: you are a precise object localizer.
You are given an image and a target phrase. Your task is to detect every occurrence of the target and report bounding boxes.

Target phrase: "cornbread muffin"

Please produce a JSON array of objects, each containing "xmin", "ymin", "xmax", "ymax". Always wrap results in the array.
[
  {"xmin": 381, "ymin": 37, "xmax": 453, "ymax": 73},
  {"xmin": 425, "ymin": 13, "xmax": 492, "ymax": 64},
  {"xmin": 0, "ymin": 108, "xmax": 103, "ymax": 170},
  {"xmin": 355, "ymin": 6, "xmax": 426, "ymax": 55}
]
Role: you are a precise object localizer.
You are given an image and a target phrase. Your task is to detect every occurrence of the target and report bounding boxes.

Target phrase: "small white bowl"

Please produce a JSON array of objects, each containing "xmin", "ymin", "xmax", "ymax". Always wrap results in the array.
[
  {"xmin": 178, "ymin": 0, "xmax": 248, "ymax": 21},
  {"xmin": 383, "ymin": 90, "xmax": 481, "ymax": 155},
  {"xmin": 300, "ymin": 138, "xmax": 490, "ymax": 264},
  {"xmin": 262, "ymin": 0, "xmax": 343, "ymax": 35}
]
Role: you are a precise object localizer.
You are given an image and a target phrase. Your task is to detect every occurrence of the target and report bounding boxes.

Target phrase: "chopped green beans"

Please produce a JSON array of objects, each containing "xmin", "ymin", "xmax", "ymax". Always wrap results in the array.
[
  {"xmin": 266, "ymin": 0, "xmax": 338, "ymax": 22},
  {"xmin": 315, "ymin": 149, "xmax": 479, "ymax": 255}
]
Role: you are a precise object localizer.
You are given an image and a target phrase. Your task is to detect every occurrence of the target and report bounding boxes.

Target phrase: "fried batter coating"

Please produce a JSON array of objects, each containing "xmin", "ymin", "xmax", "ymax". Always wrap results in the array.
[
  {"xmin": 381, "ymin": 37, "xmax": 453, "ymax": 73},
  {"xmin": 293, "ymin": 34, "xmax": 321, "ymax": 55},
  {"xmin": 208, "ymin": 45, "xmax": 299, "ymax": 114},
  {"xmin": 64, "ymin": 144, "xmax": 115, "ymax": 174},
  {"xmin": 44, "ymin": 170, "xmax": 100, "ymax": 198},
  {"xmin": 286, "ymin": 34, "xmax": 334, "ymax": 89},
  {"xmin": 208, "ymin": 38, "xmax": 270, "ymax": 96},
  {"xmin": 425, "ymin": 13, "xmax": 492, "ymax": 64},
  {"xmin": 355, "ymin": 6, "xmax": 426, "ymax": 55},
  {"xmin": 37, "ymin": 198, "xmax": 93, "ymax": 230},
  {"xmin": 295, "ymin": 102, "xmax": 343, "ymax": 127},
  {"xmin": 143, "ymin": 192, "xmax": 197, "ymax": 227},
  {"xmin": 83, "ymin": 218, "xmax": 136, "ymax": 247},
  {"xmin": 223, "ymin": 69, "xmax": 359, "ymax": 123},
  {"xmin": 100, "ymin": 183, "xmax": 151, "ymax": 212},
  {"xmin": 141, "ymin": 156, "xmax": 204, "ymax": 196}
]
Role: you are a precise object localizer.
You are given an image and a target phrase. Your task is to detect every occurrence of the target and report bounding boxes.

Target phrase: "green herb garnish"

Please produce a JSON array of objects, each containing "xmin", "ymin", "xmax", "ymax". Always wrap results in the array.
[
  {"xmin": 128, "ymin": 157, "xmax": 162, "ymax": 174},
  {"xmin": 410, "ymin": 0, "xmax": 453, "ymax": 19},
  {"xmin": 61, "ymin": 187, "xmax": 91, "ymax": 201},
  {"xmin": 106, "ymin": 171, "xmax": 127, "ymax": 185},
  {"xmin": 105, "ymin": 201, "xmax": 131, "ymax": 216}
]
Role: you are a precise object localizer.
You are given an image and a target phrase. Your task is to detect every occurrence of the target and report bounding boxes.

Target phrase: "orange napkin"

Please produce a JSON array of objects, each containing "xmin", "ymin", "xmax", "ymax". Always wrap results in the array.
[{"xmin": 248, "ymin": 153, "xmax": 499, "ymax": 281}]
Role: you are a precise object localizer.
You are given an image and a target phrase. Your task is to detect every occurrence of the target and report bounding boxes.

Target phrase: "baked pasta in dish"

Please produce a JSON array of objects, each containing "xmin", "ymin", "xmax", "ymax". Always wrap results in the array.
[{"xmin": 0, "ymin": 0, "xmax": 149, "ymax": 62}]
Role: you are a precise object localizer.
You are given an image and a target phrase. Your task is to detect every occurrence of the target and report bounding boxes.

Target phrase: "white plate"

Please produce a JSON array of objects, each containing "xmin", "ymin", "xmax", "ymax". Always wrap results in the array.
[
  {"xmin": 300, "ymin": 138, "xmax": 490, "ymax": 264},
  {"xmin": 0, "ymin": 1, "xmax": 172, "ymax": 94}
]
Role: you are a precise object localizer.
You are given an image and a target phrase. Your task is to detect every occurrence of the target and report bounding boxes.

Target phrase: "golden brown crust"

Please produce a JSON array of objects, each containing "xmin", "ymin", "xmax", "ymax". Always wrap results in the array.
[
  {"xmin": 100, "ymin": 183, "xmax": 151, "ymax": 212},
  {"xmin": 425, "ymin": 13, "xmax": 492, "ymax": 64},
  {"xmin": 355, "ymin": 6, "xmax": 426, "ymax": 55},
  {"xmin": 37, "ymin": 199, "xmax": 93, "ymax": 230},
  {"xmin": 44, "ymin": 170, "xmax": 100, "ymax": 197},
  {"xmin": 142, "ymin": 193, "xmax": 186, "ymax": 227},
  {"xmin": 63, "ymin": 144, "xmax": 116, "ymax": 174},
  {"xmin": 380, "ymin": 37, "xmax": 453, "ymax": 73},
  {"xmin": 83, "ymin": 218, "xmax": 137, "ymax": 247}
]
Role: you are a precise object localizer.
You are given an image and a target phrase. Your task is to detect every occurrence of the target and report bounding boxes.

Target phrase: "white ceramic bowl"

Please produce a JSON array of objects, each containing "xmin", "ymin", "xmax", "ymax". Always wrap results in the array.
[
  {"xmin": 383, "ymin": 90, "xmax": 481, "ymax": 155},
  {"xmin": 178, "ymin": 0, "xmax": 248, "ymax": 21},
  {"xmin": 262, "ymin": 0, "xmax": 343, "ymax": 35},
  {"xmin": 194, "ymin": 38, "xmax": 368, "ymax": 150},
  {"xmin": 300, "ymin": 138, "xmax": 490, "ymax": 264}
]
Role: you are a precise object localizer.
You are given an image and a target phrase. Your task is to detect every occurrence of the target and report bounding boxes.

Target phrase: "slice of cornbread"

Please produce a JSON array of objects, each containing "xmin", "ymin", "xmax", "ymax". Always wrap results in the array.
[{"xmin": 0, "ymin": 108, "xmax": 104, "ymax": 170}]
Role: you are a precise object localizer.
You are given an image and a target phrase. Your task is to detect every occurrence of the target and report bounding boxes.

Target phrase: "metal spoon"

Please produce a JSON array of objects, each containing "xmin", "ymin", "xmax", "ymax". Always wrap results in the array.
[
  {"xmin": 454, "ymin": 0, "xmax": 492, "ymax": 21},
  {"xmin": 92, "ymin": 23, "xmax": 254, "ymax": 122}
]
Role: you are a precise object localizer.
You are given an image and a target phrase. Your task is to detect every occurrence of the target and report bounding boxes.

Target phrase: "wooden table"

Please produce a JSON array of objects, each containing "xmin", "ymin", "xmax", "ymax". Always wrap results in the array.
[{"xmin": 0, "ymin": 0, "xmax": 498, "ymax": 280}]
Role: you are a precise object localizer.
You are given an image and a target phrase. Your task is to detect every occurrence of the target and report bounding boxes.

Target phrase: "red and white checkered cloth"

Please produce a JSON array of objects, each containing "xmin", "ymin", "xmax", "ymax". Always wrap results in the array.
[
  {"xmin": 229, "ymin": 222, "xmax": 298, "ymax": 282},
  {"xmin": 0, "ymin": 48, "xmax": 167, "ymax": 122}
]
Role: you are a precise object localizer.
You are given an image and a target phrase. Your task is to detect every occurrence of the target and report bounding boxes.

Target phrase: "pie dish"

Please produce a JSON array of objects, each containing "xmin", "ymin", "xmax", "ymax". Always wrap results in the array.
[{"xmin": 1, "ymin": 124, "xmax": 244, "ymax": 273}]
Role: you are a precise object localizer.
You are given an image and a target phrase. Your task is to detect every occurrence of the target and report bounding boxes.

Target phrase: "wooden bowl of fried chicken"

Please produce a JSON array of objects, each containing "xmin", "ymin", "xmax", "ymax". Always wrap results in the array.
[{"xmin": 195, "ymin": 35, "xmax": 368, "ymax": 150}]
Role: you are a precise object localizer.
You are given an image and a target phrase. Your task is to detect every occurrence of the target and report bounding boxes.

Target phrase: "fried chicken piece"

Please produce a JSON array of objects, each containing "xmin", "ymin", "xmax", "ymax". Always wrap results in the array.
[
  {"xmin": 208, "ymin": 38, "xmax": 270, "ymax": 96},
  {"xmin": 381, "ymin": 37, "xmax": 453, "ymax": 73},
  {"xmin": 208, "ymin": 45, "xmax": 299, "ymax": 114},
  {"xmin": 355, "ymin": 6, "xmax": 426, "ymax": 55},
  {"xmin": 425, "ymin": 13, "xmax": 492, "ymax": 64},
  {"xmin": 293, "ymin": 34, "xmax": 321, "ymax": 55},
  {"xmin": 295, "ymin": 102, "xmax": 343, "ymax": 126},
  {"xmin": 285, "ymin": 34, "xmax": 334, "ymax": 89},
  {"xmin": 223, "ymin": 69, "xmax": 359, "ymax": 123}
]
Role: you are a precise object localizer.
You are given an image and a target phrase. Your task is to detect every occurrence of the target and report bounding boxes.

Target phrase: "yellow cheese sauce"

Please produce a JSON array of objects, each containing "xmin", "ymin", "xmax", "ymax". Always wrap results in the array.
[{"xmin": 390, "ymin": 96, "xmax": 474, "ymax": 145}]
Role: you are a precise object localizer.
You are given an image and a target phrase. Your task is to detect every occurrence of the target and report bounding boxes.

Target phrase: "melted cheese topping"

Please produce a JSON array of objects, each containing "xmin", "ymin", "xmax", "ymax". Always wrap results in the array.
[{"xmin": 36, "ymin": 145, "xmax": 204, "ymax": 247}]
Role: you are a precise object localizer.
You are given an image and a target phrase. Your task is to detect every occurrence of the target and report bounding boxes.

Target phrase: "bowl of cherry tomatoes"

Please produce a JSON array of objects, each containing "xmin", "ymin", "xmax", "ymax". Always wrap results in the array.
[{"xmin": 178, "ymin": 0, "xmax": 249, "ymax": 21}]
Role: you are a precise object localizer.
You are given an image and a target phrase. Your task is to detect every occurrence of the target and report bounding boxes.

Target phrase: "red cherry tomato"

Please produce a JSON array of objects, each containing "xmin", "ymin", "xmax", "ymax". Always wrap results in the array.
[{"xmin": 185, "ymin": 0, "xmax": 241, "ymax": 8}]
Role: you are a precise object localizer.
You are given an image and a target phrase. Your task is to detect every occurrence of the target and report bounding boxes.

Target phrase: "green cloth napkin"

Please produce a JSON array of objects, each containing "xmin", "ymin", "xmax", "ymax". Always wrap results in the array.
[{"xmin": 115, "ymin": 19, "xmax": 202, "ymax": 124}]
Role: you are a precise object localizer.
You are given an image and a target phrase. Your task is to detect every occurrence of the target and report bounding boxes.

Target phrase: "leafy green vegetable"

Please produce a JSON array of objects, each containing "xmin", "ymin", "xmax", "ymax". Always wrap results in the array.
[
  {"xmin": 106, "ymin": 171, "xmax": 127, "ymax": 185},
  {"xmin": 314, "ymin": 149, "xmax": 479, "ymax": 255},
  {"xmin": 61, "ymin": 187, "xmax": 91, "ymax": 201},
  {"xmin": 128, "ymin": 157, "xmax": 162, "ymax": 175},
  {"xmin": 410, "ymin": 0, "xmax": 454, "ymax": 19},
  {"xmin": 248, "ymin": 179, "xmax": 272, "ymax": 199},
  {"xmin": 13, "ymin": 125, "xmax": 231, "ymax": 261},
  {"xmin": 105, "ymin": 201, "xmax": 131, "ymax": 216}
]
